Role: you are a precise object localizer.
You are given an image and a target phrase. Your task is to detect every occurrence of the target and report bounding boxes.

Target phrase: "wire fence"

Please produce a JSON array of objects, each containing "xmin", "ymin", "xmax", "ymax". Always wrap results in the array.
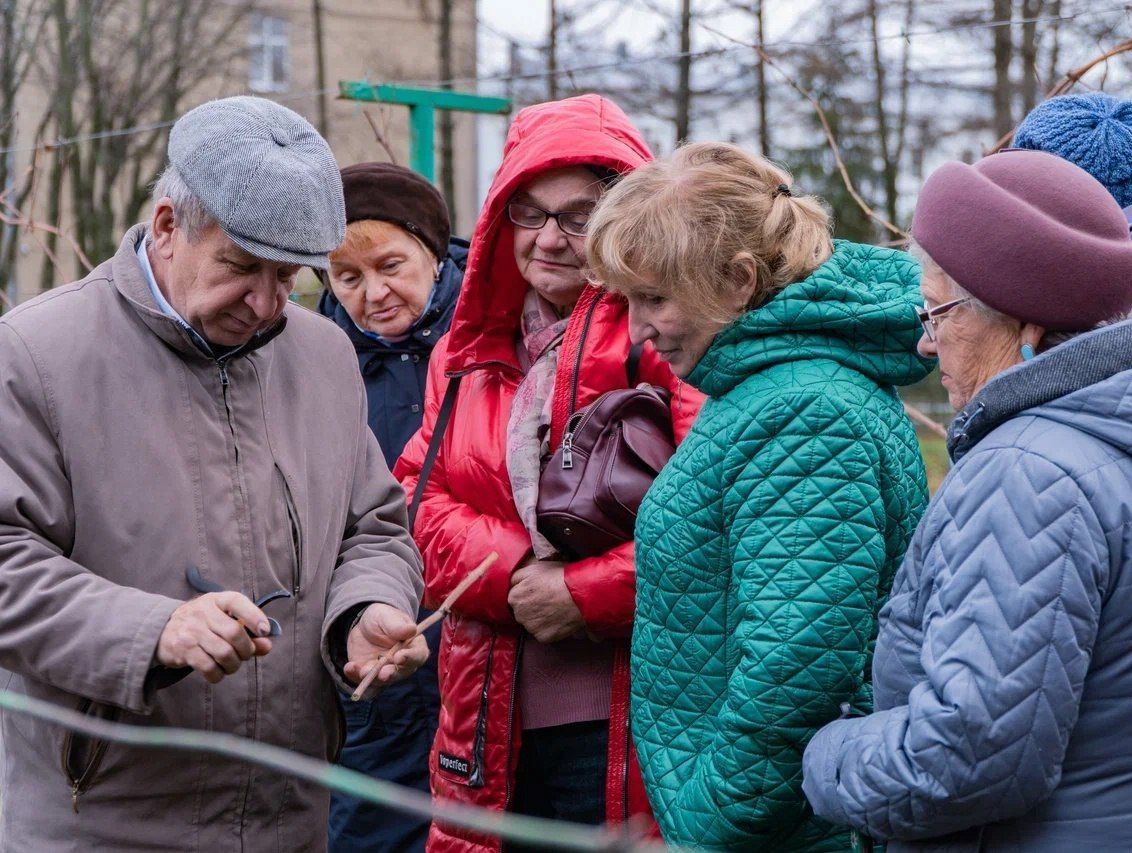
[
  {"xmin": 3, "ymin": 1, "xmax": 1128, "ymax": 158},
  {"xmin": 0, "ymin": 688, "xmax": 667, "ymax": 852}
]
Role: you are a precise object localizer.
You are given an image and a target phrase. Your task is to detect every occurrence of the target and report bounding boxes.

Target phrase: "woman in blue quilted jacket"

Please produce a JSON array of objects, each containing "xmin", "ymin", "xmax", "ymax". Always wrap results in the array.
[
  {"xmin": 586, "ymin": 142, "xmax": 932, "ymax": 850},
  {"xmin": 802, "ymin": 150, "xmax": 1132, "ymax": 851}
]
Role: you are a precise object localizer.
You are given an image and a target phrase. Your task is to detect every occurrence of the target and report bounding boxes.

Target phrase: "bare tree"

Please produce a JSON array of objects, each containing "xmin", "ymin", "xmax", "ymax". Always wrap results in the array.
[
  {"xmin": 1019, "ymin": 0, "xmax": 1043, "ymax": 112},
  {"xmin": 991, "ymin": 0, "xmax": 1013, "ymax": 139},
  {"xmin": 675, "ymin": 0, "xmax": 693, "ymax": 143},
  {"xmin": 753, "ymin": 0, "xmax": 770, "ymax": 156},
  {"xmin": 311, "ymin": 0, "xmax": 329, "ymax": 140},
  {"xmin": 866, "ymin": 0, "xmax": 916, "ymax": 226},
  {"xmin": 548, "ymin": 0, "xmax": 559, "ymax": 100},
  {"xmin": 0, "ymin": 0, "xmax": 49, "ymax": 308},
  {"xmin": 26, "ymin": 0, "xmax": 257, "ymax": 290},
  {"xmin": 438, "ymin": 0, "xmax": 456, "ymax": 215}
]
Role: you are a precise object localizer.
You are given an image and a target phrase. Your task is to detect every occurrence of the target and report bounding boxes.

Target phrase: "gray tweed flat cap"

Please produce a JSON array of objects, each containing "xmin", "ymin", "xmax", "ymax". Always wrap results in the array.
[{"xmin": 168, "ymin": 96, "xmax": 345, "ymax": 269}]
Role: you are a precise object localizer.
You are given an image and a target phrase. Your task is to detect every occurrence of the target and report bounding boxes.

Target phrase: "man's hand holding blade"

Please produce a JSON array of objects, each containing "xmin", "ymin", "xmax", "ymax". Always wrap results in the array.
[{"xmin": 156, "ymin": 592, "xmax": 273, "ymax": 684}]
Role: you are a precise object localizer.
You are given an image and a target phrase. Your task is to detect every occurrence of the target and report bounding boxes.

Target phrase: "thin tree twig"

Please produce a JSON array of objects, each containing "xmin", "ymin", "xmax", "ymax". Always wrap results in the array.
[
  {"xmin": 351, "ymin": 552, "xmax": 498, "ymax": 701},
  {"xmin": 904, "ymin": 401, "xmax": 948, "ymax": 439},
  {"xmin": 0, "ymin": 205, "xmax": 95, "ymax": 272},
  {"xmin": 987, "ymin": 38, "xmax": 1132, "ymax": 153},
  {"xmin": 698, "ymin": 20, "xmax": 908, "ymax": 239},
  {"xmin": 363, "ymin": 108, "xmax": 400, "ymax": 165}
]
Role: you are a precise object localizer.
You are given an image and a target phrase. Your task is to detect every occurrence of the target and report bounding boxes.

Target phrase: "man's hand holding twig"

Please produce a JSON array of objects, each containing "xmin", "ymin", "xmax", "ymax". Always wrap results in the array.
[{"xmin": 344, "ymin": 604, "xmax": 429, "ymax": 696}]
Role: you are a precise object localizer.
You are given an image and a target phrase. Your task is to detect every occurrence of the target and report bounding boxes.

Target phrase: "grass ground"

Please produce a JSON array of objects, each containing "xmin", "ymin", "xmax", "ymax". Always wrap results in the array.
[{"xmin": 918, "ymin": 432, "xmax": 950, "ymax": 494}]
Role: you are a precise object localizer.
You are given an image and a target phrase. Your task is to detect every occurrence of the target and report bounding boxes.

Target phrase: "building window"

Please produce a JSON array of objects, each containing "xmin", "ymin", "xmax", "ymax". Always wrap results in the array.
[{"xmin": 249, "ymin": 14, "xmax": 289, "ymax": 93}]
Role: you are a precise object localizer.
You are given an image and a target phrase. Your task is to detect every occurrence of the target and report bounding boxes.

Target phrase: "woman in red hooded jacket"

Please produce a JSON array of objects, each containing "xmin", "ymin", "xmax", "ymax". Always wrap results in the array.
[{"xmin": 395, "ymin": 95, "xmax": 701, "ymax": 850}]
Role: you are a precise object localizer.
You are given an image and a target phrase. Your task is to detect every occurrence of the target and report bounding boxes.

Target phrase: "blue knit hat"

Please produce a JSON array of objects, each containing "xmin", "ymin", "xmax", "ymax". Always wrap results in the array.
[{"xmin": 1014, "ymin": 93, "xmax": 1132, "ymax": 208}]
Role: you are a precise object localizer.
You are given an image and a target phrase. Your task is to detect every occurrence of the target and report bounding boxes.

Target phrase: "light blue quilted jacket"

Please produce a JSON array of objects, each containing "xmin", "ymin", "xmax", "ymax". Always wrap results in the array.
[{"xmin": 803, "ymin": 320, "xmax": 1132, "ymax": 851}]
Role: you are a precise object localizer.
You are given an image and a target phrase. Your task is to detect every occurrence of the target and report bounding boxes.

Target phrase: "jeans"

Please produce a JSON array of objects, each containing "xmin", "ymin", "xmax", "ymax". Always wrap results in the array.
[{"xmin": 506, "ymin": 720, "xmax": 609, "ymax": 852}]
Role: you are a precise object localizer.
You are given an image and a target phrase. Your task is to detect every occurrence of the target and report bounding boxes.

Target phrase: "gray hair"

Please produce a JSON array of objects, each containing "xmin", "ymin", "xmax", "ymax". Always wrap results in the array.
[
  {"xmin": 909, "ymin": 239, "xmax": 1127, "ymax": 351},
  {"xmin": 150, "ymin": 164, "xmax": 216, "ymax": 242}
]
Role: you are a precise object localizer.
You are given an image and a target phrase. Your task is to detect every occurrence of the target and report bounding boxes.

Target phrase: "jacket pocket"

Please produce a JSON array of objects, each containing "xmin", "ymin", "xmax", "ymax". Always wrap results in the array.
[
  {"xmin": 60, "ymin": 698, "xmax": 120, "ymax": 812},
  {"xmin": 331, "ymin": 694, "xmax": 347, "ymax": 764},
  {"xmin": 433, "ymin": 623, "xmax": 494, "ymax": 789},
  {"xmin": 275, "ymin": 464, "xmax": 304, "ymax": 595}
]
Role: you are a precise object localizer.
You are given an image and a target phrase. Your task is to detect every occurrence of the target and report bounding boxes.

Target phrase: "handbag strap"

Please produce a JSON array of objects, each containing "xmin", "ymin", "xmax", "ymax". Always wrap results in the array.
[
  {"xmin": 626, "ymin": 342, "xmax": 644, "ymax": 386},
  {"xmin": 408, "ymin": 374, "xmax": 462, "ymax": 532}
]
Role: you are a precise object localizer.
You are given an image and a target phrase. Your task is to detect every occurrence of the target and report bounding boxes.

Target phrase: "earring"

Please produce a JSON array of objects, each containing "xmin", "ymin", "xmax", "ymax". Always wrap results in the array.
[{"xmin": 1020, "ymin": 343, "xmax": 1035, "ymax": 361}]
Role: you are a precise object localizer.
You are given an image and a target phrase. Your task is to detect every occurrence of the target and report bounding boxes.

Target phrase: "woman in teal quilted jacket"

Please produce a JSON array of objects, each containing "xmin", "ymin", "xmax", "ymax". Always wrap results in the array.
[{"xmin": 586, "ymin": 142, "xmax": 932, "ymax": 851}]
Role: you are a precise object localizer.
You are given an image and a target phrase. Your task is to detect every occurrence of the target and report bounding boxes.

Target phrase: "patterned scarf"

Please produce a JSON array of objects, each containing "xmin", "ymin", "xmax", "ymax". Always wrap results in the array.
[{"xmin": 507, "ymin": 290, "xmax": 570, "ymax": 558}]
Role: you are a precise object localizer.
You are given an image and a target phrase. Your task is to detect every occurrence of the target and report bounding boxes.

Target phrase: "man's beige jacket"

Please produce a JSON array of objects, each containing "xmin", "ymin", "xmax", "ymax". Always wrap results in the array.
[{"xmin": 0, "ymin": 226, "xmax": 424, "ymax": 851}]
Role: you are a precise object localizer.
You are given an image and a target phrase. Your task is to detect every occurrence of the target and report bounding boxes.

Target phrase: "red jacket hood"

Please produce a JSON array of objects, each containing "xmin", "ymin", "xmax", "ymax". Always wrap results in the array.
[{"xmin": 443, "ymin": 95, "xmax": 653, "ymax": 374}]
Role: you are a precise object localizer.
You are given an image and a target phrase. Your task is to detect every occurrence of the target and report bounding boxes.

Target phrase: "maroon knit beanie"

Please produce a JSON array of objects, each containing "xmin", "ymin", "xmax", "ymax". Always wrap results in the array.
[
  {"xmin": 911, "ymin": 149, "xmax": 1132, "ymax": 331},
  {"xmin": 339, "ymin": 162, "xmax": 450, "ymax": 260}
]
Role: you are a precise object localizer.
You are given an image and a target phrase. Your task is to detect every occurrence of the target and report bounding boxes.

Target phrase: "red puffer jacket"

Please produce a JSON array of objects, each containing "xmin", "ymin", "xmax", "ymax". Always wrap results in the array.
[{"xmin": 394, "ymin": 95, "xmax": 702, "ymax": 851}]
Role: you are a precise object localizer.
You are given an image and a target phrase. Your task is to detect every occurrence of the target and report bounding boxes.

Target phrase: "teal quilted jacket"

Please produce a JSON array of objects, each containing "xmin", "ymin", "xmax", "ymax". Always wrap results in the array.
[{"xmin": 631, "ymin": 241, "xmax": 932, "ymax": 850}]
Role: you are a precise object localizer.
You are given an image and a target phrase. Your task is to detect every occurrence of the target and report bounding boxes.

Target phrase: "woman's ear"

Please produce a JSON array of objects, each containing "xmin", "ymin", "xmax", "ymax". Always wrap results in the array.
[
  {"xmin": 1020, "ymin": 321, "xmax": 1046, "ymax": 353},
  {"xmin": 728, "ymin": 252, "xmax": 761, "ymax": 312}
]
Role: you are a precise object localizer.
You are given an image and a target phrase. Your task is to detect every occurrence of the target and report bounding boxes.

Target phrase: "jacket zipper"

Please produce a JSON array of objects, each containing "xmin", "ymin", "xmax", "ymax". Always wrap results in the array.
[
  {"xmin": 469, "ymin": 633, "xmax": 497, "ymax": 787},
  {"xmin": 61, "ymin": 700, "xmax": 117, "ymax": 812},
  {"xmin": 560, "ymin": 295, "xmax": 604, "ymax": 469},
  {"xmin": 216, "ymin": 355, "xmax": 259, "ymax": 834},
  {"xmin": 560, "ymin": 390, "xmax": 616, "ymax": 469},
  {"xmin": 64, "ymin": 735, "xmax": 112, "ymax": 813},
  {"xmin": 502, "ymin": 633, "xmax": 524, "ymax": 812},
  {"xmin": 218, "ymin": 360, "xmax": 238, "ymax": 463},
  {"xmin": 621, "ymin": 708, "xmax": 631, "ymax": 822},
  {"xmin": 567, "ymin": 293, "xmax": 603, "ymax": 420}
]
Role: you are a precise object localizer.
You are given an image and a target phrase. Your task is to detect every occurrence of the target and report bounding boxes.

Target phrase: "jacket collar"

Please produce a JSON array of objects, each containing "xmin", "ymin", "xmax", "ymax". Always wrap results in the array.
[
  {"xmin": 948, "ymin": 318, "xmax": 1132, "ymax": 461},
  {"xmin": 113, "ymin": 223, "xmax": 286, "ymax": 364}
]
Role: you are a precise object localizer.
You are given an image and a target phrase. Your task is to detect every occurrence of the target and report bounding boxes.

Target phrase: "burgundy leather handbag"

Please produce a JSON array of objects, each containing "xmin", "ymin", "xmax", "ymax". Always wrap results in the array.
[{"xmin": 536, "ymin": 347, "xmax": 676, "ymax": 559}]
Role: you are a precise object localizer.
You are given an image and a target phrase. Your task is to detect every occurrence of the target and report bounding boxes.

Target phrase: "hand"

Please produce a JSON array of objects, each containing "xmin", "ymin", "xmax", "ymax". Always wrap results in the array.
[
  {"xmin": 508, "ymin": 562, "xmax": 585, "ymax": 643},
  {"xmin": 344, "ymin": 604, "xmax": 430, "ymax": 695},
  {"xmin": 156, "ymin": 592, "xmax": 273, "ymax": 684}
]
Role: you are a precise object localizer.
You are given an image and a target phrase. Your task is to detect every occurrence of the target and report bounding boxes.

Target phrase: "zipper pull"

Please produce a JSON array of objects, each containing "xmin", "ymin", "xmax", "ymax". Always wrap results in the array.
[
  {"xmin": 71, "ymin": 781, "xmax": 80, "ymax": 813},
  {"xmin": 218, "ymin": 362, "xmax": 230, "ymax": 388},
  {"xmin": 561, "ymin": 433, "xmax": 574, "ymax": 469}
]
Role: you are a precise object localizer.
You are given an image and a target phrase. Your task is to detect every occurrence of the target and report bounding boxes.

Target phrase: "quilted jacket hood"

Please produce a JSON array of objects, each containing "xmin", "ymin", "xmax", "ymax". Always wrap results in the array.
[
  {"xmin": 688, "ymin": 240, "xmax": 933, "ymax": 397},
  {"xmin": 948, "ymin": 318, "xmax": 1132, "ymax": 461},
  {"xmin": 441, "ymin": 94, "xmax": 652, "ymax": 375}
]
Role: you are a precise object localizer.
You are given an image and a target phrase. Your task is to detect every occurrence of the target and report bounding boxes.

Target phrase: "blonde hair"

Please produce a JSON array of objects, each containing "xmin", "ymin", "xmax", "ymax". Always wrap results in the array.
[
  {"xmin": 330, "ymin": 219, "xmax": 436, "ymax": 265},
  {"xmin": 586, "ymin": 142, "xmax": 833, "ymax": 323}
]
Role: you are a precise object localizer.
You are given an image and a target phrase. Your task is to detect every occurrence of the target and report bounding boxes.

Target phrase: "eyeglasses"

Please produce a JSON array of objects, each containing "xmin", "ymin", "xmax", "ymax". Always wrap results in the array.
[
  {"xmin": 915, "ymin": 298, "xmax": 970, "ymax": 342},
  {"xmin": 507, "ymin": 202, "xmax": 591, "ymax": 237}
]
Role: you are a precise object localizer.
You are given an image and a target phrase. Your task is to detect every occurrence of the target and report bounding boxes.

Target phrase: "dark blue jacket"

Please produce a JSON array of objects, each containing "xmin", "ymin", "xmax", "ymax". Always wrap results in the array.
[
  {"xmin": 324, "ymin": 238, "xmax": 465, "ymax": 853},
  {"xmin": 318, "ymin": 237, "xmax": 468, "ymax": 468}
]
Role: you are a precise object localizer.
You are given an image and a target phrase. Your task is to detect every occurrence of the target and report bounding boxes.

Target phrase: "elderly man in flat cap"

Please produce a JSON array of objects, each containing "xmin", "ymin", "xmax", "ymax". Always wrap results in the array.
[{"xmin": 0, "ymin": 96, "xmax": 426, "ymax": 851}]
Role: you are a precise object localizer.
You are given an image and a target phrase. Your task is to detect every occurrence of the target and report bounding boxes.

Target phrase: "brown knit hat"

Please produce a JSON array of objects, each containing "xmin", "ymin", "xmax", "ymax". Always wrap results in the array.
[
  {"xmin": 911, "ymin": 149, "xmax": 1132, "ymax": 331},
  {"xmin": 340, "ymin": 162, "xmax": 450, "ymax": 260}
]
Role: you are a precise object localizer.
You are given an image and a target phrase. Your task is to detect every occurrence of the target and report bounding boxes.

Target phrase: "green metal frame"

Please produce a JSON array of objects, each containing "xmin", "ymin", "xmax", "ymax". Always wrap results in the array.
[{"xmin": 338, "ymin": 82, "xmax": 512, "ymax": 182}]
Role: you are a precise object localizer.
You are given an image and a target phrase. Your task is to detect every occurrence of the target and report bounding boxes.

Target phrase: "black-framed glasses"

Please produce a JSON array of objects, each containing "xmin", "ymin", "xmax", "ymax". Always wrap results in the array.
[
  {"xmin": 507, "ymin": 202, "xmax": 591, "ymax": 237},
  {"xmin": 915, "ymin": 298, "xmax": 970, "ymax": 342}
]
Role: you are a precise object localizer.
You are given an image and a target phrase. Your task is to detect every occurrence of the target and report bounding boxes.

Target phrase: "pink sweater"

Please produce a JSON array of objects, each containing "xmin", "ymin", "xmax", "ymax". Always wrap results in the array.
[{"xmin": 518, "ymin": 633, "xmax": 613, "ymax": 730}]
